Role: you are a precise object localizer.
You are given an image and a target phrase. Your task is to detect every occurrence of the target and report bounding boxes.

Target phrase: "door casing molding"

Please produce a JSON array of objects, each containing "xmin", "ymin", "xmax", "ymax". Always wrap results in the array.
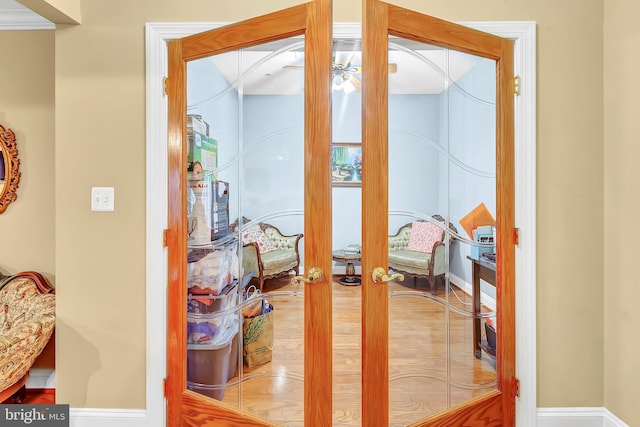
[{"xmin": 145, "ymin": 20, "xmax": 536, "ymax": 426}]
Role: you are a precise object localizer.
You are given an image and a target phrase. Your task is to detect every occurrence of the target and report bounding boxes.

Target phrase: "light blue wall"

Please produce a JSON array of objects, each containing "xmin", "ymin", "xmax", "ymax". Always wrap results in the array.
[
  {"xmin": 188, "ymin": 54, "xmax": 497, "ymax": 296},
  {"xmin": 443, "ymin": 56, "xmax": 496, "ymax": 296},
  {"xmin": 187, "ymin": 57, "xmax": 240, "ymax": 223}
]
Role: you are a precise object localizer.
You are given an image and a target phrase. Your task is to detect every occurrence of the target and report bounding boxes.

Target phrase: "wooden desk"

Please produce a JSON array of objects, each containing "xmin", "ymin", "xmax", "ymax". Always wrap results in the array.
[{"xmin": 467, "ymin": 255, "xmax": 496, "ymax": 359}]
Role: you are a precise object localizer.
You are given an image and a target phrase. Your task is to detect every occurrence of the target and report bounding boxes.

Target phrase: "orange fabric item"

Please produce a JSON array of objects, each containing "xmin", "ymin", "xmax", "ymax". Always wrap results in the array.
[
  {"xmin": 459, "ymin": 203, "xmax": 496, "ymax": 239},
  {"xmin": 192, "ymin": 296, "xmax": 213, "ymax": 306}
]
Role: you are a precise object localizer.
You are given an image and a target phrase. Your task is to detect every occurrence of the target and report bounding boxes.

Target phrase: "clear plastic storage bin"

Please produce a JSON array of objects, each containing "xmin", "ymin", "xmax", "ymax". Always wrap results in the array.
[
  {"xmin": 187, "ymin": 282, "xmax": 238, "ymax": 314},
  {"xmin": 187, "ymin": 322, "xmax": 238, "ymax": 400}
]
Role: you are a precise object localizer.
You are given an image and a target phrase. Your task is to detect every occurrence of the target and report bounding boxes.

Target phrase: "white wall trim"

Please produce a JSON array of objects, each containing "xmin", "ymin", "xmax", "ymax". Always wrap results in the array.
[
  {"xmin": 0, "ymin": 8, "xmax": 54, "ymax": 30},
  {"xmin": 145, "ymin": 20, "xmax": 536, "ymax": 427},
  {"xmin": 537, "ymin": 407, "xmax": 629, "ymax": 427},
  {"xmin": 450, "ymin": 272, "xmax": 496, "ymax": 312},
  {"xmin": 26, "ymin": 368, "xmax": 55, "ymax": 389},
  {"xmin": 66, "ymin": 406, "xmax": 629, "ymax": 426}
]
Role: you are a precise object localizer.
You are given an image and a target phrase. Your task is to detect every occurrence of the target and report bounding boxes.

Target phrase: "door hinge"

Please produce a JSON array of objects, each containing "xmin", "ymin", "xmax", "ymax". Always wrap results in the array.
[
  {"xmin": 514, "ymin": 75, "xmax": 521, "ymax": 96},
  {"xmin": 163, "ymin": 378, "xmax": 168, "ymax": 397},
  {"xmin": 163, "ymin": 229, "xmax": 169, "ymax": 247},
  {"xmin": 513, "ymin": 228, "xmax": 520, "ymax": 246},
  {"xmin": 514, "ymin": 378, "xmax": 520, "ymax": 397},
  {"xmin": 163, "ymin": 77, "xmax": 168, "ymax": 96}
]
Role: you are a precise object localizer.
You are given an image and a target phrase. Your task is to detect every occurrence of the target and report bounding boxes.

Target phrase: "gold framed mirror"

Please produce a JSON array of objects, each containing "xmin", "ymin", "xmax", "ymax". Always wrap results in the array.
[{"xmin": 0, "ymin": 124, "xmax": 20, "ymax": 214}]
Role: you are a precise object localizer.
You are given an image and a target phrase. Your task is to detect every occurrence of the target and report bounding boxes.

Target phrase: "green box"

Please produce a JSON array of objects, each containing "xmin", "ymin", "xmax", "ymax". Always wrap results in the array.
[{"xmin": 187, "ymin": 131, "xmax": 218, "ymax": 180}]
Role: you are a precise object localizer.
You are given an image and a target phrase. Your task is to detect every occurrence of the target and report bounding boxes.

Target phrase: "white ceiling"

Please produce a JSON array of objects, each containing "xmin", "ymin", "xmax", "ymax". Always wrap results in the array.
[{"xmin": 207, "ymin": 38, "xmax": 479, "ymax": 95}]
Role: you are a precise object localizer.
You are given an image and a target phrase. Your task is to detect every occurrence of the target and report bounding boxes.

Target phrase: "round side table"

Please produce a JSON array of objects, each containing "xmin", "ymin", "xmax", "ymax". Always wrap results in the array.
[{"xmin": 332, "ymin": 249, "xmax": 362, "ymax": 286}]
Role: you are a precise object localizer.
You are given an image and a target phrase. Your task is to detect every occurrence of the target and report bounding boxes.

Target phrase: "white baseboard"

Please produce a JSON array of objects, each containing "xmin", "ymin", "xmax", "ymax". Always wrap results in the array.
[
  {"xmin": 70, "ymin": 409, "xmax": 146, "ymax": 427},
  {"xmin": 537, "ymin": 407, "xmax": 629, "ymax": 427},
  {"xmin": 26, "ymin": 368, "xmax": 55, "ymax": 389},
  {"xmin": 65, "ymin": 406, "xmax": 629, "ymax": 427},
  {"xmin": 449, "ymin": 273, "xmax": 496, "ymax": 312}
]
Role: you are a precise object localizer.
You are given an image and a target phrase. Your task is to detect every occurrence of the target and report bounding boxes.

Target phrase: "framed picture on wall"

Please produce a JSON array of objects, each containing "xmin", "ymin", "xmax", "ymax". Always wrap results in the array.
[{"xmin": 332, "ymin": 142, "xmax": 362, "ymax": 187}]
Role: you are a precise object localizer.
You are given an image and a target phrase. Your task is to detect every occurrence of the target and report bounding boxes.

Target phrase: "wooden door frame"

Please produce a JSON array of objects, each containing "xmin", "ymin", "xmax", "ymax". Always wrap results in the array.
[{"xmin": 146, "ymin": 21, "xmax": 536, "ymax": 427}]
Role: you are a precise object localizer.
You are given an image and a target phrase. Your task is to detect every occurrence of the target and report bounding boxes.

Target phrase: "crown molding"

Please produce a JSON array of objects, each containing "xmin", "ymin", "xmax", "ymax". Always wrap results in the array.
[{"xmin": 0, "ymin": 7, "xmax": 54, "ymax": 30}]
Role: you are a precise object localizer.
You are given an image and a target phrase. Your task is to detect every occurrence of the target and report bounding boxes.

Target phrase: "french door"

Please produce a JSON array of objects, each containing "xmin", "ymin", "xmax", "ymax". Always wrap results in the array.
[
  {"xmin": 166, "ymin": 1, "xmax": 333, "ymax": 425},
  {"xmin": 361, "ymin": 1, "xmax": 515, "ymax": 426},
  {"xmin": 166, "ymin": 0, "xmax": 515, "ymax": 425}
]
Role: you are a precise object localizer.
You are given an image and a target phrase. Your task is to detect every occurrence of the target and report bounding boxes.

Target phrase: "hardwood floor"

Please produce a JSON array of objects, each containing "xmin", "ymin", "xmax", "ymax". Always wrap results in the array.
[
  {"xmin": 1, "ymin": 388, "xmax": 55, "ymax": 405},
  {"xmin": 203, "ymin": 276, "xmax": 496, "ymax": 426}
]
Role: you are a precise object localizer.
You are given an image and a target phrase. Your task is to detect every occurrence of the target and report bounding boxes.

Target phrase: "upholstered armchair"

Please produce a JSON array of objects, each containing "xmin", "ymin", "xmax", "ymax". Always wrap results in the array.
[
  {"xmin": 232, "ymin": 218, "xmax": 303, "ymax": 292},
  {"xmin": 388, "ymin": 215, "xmax": 457, "ymax": 294},
  {"xmin": 0, "ymin": 271, "xmax": 55, "ymax": 403}
]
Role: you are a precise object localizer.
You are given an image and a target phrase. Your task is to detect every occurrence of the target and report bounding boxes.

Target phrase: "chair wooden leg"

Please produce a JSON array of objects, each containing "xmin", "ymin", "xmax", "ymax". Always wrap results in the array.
[
  {"xmin": 13, "ymin": 385, "xmax": 26, "ymax": 404},
  {"xmin": 258, "ymin": 277, "xmax": 264, "ymax": 292},
  {"xmin": 429, "ymin": 276, "xmax": 436, "ymax": 295}
]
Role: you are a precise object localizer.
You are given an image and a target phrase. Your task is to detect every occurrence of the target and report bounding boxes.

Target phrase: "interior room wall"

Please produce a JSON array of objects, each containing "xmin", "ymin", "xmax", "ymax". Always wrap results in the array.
[
  {"xmin": 0, "ymin": 30, "xmax": 55, "ymax": 278},
  {"xmin": 0, "ymin": 30, "xmax": 56, "ymax": 374},
  {"xmin": 603, "ymin": 1, "xmax": 640, "ymax": 425},
  {"xmin": 51, "ymin": 0, "xmax": 612, "ymax": 416}
]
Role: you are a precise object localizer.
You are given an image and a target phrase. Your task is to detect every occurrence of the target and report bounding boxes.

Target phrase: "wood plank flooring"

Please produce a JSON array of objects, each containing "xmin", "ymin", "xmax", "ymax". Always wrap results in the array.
[
  {"xmin": 205, "ymin": 276, "xmax": 497, "ymax": 426},
  {"xmin": 1, "ymin": 388, "xmax": 55, "ymax": 405}
]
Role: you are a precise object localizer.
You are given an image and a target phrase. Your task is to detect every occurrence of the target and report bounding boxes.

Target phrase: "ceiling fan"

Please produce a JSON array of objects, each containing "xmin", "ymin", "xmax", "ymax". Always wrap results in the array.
[{"xmin": 282, "ymin": 51, "xmax": 397, "ymax": 93}]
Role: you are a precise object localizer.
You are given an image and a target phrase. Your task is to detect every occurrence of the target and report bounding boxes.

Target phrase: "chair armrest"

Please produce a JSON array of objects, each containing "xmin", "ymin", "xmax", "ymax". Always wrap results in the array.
[
  {"xmin": 431, "ymin": 241, "xmax": 446, "ymax": 275},
  {"xmin": 241, "ymin": 242, "xmax": 262, "ymax": 278}
]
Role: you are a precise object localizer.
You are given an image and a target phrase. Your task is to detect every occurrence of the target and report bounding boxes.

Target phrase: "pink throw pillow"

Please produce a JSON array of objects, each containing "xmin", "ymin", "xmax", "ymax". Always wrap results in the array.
[
  {"xmin": 242, "ymin": 225, "xmax": 276, "ymax": 253},
  {"xmin": 406, "ymin": 221, "xmax": 442, "ymax": 253}
]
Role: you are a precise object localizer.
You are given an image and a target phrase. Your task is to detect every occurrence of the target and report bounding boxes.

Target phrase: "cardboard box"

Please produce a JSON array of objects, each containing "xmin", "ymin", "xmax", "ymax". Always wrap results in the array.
[
  {"xmin": 187, "ymin": 132, "xmax": 218, "ymax": 179},
  {"xmin": 187, "ymin": 114, "xmax": 208, "ymax": 136}
]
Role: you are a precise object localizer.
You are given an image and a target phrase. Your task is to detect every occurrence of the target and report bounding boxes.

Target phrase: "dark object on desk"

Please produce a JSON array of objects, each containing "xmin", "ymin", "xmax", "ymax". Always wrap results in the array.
[
  {"xmin": 483, "ymin": 322, "xmax": 497, "ymax": 357},
  {"xmin": 481, "ymin": 252, "xmax": 496, "ymax": 263},
  {"xmin": 467, "ymin": 255, "xmax": 496, "ymax": 359}
]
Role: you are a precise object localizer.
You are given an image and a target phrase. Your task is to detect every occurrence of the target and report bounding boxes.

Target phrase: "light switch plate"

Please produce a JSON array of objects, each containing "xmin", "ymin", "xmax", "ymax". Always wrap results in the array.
[{"xmin": 91, "ymin": 187, "xmax": 115, "ymax": 212}]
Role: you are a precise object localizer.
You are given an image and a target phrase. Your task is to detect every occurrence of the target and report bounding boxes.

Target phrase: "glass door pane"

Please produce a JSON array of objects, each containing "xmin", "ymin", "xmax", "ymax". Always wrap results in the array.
[
  {"xmin": 386, "ymin": 38, "xmax": 498, "ymax": 424},
  {"xmin": 185, "ymin": 36, "xmax": 307, "ymax": 426},
  {"xmin": 330, "ymin": 37, "xmax": 364, "ymax": 426}
]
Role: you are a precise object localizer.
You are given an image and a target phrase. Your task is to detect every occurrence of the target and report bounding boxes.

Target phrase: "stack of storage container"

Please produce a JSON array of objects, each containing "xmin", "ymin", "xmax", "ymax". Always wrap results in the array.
[
  {"xmin": 185, "ymin": 242, "xmax": 240, "ymax": 400},
  {"xmin": 211, "ymin": 181, "xmax": 230, "ymax": 241}
]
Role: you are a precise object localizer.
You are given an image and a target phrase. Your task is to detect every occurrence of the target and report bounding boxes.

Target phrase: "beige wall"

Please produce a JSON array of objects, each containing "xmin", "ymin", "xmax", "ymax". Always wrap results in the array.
[
  {"xmin": 0, "ymin": 31, "xmax": 55, "ymax": 279},
  {"xmin": 41, "ymin": 0, "xmax": 627, "ymax": 419},
  {"xmin": 0, "ymin": 30, "xmax": 56, "ymax": 373},
  {"xmin": 604, "ymin": 1, "xmax": 640, "ymax": 426}
]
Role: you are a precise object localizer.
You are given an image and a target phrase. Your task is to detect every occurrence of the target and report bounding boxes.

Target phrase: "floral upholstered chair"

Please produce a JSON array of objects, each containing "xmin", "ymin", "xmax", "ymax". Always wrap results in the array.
[
  {"xmin": 388, "ymin": 215, "xmax": 457, "ymax": 294},
  {"xmin": 232, "ymin": 218, "xmax": 303, "ymax": 292},
  {"xmin": 0, "ymin": 271, "xmax": 55, "ymax": 403}
]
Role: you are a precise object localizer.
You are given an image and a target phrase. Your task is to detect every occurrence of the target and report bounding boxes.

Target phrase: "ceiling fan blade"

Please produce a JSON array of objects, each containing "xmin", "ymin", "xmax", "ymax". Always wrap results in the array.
[
  {"xmin": 334, "ymin": 51, "xmax": 354, "ymax": 68},
  {"xmin": 348, "ymin": 75, "xmax": 362, "ymax": 92},
  {"xmin": 352, "ymin": 63, "xmax": 397, "ymax": 74}
]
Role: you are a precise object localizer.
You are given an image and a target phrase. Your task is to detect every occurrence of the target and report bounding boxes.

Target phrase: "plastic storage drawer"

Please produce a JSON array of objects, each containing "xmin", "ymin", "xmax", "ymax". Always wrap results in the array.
[
  {"xmin": 187, "ymin": 282, "xmax": 238, "ymax": 314},
  {"xmin": 186, "ymin": 309, "xmax": 236, "ymax": 344},
  {"xmin": 187, "ymin": 323, "xmax": 237, "ymax": 400}
]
